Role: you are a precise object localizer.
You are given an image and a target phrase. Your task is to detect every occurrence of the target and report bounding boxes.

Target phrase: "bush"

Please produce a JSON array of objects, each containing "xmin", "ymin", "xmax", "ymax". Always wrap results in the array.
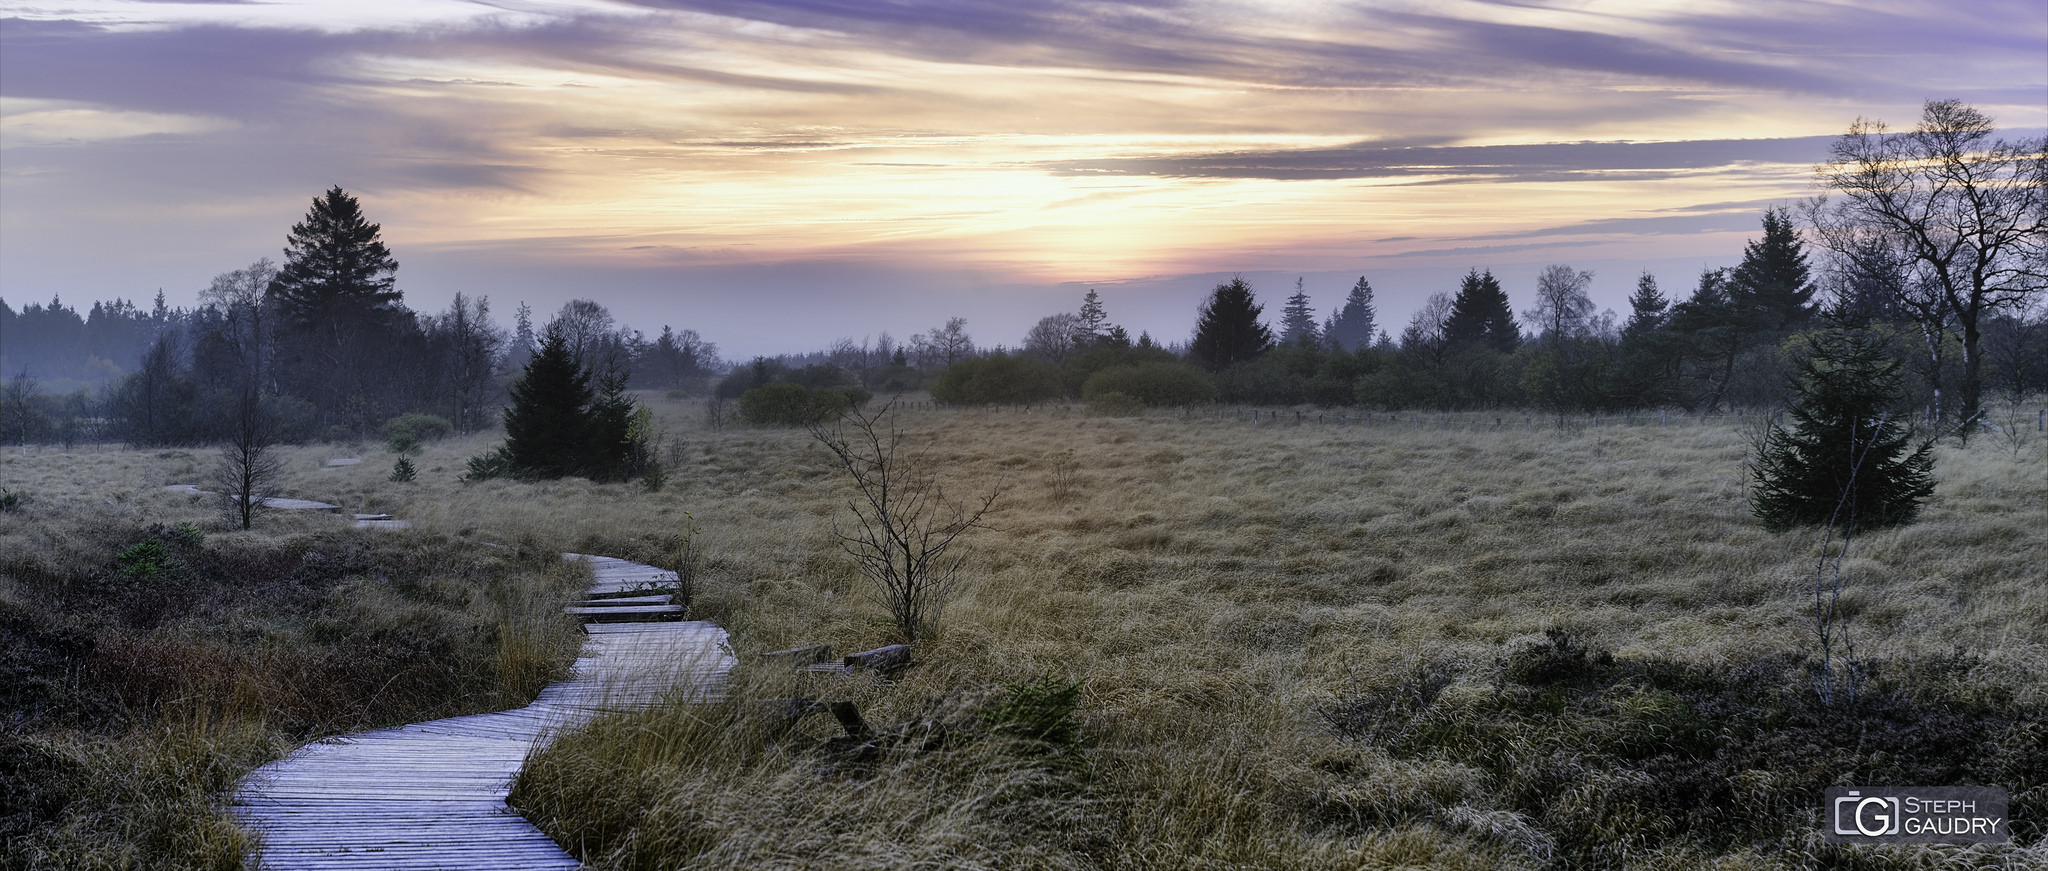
[
  {"xmin": 462, "ymin": 447, "xmax": 513, "ymax": 482},
  {"xmin": 381, "ymin": 413, "xmax": 453, "ymax": 444},
  {"xmin": 738, "ymin": 383, "xmax": 850, "ymax": 427},
  {"xmin": 1750, "ymin": 323, "xmax": 1934, "ymax": 532},
  {"xmin": 931, "ymin": 354, "xmax": 1063, "ymax": 405},
  {"xmin": 1080, "ymin": 362, "xmax": 1217, "ymax": 406}
]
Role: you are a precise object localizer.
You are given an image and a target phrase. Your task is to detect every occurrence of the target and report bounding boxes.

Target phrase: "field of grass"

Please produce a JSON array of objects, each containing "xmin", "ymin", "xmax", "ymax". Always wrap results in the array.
[{"xmin": 3, "ymin": 396, "xmax": 2042, "ymax": 868}]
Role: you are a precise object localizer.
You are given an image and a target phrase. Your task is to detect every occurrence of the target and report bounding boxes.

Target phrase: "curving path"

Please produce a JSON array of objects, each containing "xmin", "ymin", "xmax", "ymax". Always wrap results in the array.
[{"xmin": 231, "ymin": 554, "xmax": 730, "ymax": 870}]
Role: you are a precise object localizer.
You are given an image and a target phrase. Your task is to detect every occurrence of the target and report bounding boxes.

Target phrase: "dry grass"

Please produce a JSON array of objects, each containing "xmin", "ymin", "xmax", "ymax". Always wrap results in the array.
[
  {"xmin": 4, "ymin": 396, "xmax": 2041, "ymax": 868},
  {"xmin": 513, "ymin": 395, "xmax": 2044, "ymax": 869}
]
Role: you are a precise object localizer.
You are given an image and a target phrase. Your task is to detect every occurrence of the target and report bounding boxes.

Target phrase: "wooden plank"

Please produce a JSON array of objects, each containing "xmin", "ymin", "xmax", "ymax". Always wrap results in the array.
[{"xmin": 234, "ymin": 554, "xmax": 734, "ymax": 870}]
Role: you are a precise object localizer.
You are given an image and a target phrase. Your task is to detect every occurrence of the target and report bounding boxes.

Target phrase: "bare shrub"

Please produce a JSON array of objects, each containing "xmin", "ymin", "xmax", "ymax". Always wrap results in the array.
[
  {"xmin": 808, "ymin": 403, "xmax": 999, "ymax": 643},
  {"xmin": 214, "ymin": 388, "xmax": 284, "ymax": 530}
]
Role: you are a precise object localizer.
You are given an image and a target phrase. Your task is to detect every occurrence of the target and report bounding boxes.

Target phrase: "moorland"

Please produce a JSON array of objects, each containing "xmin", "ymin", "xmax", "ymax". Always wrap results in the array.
[{"xmin": 3, "ymin": 394, "xmax": 2043, "ymax": 869}]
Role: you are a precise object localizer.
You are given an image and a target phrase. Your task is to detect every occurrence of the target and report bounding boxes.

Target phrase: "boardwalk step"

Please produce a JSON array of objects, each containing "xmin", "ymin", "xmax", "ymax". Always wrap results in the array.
[
  {"xmin": 563, "ymin": 603, "xmax": 684, "ymax": 622},
  {"xmin": 576, "ymin": 593, "xmax": 673, "ymax": 606}
]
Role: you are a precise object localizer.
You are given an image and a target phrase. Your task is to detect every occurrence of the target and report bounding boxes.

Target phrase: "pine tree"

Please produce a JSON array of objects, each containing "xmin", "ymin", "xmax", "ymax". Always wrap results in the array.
[
  {"xmin": 1324, "ymin": 276, "xmax": 1378, "ymax": 351},
  {"xmin": 501, "ymin": 327, "xmax": 593, "ymax": 480},
  {"xmin": 1730, "ymin": 207, "xmax": 1815, "ymax": 331},
  {"xmin": 1443, "ymin": 268, "xmax": 1519, "ymax": 353},
  {"xmin": 1622, "ymin": 271, "xmax": 1669, "ymax": 338},
  {"xmin": 1189, "ymin": 276, "xmax": 1273, "ymax": 370},
  {"xmin": 268, "ymin": 186, "xmax": 404, "ymax": 429},
  {"xmin": 270, "ymin": 187, "xmax": 400, "ymax": 328},
  {"xmin": 1750, "ymin": 321, "xmax": 1933, "ymax": 532},
  {"xmin": 1278, "ymin": 277, "xmax": 1319, "ymax": 346},
  {"xmin": 1077, "ymin": 290, "xmax": 1110, "ymax": 345}
]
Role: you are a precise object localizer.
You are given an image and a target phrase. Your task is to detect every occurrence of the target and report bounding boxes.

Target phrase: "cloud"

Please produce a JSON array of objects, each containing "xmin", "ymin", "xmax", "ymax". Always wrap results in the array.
[{"xmin": 1042, "ymin": 135, "xmax": 1839, "ymax": 181}]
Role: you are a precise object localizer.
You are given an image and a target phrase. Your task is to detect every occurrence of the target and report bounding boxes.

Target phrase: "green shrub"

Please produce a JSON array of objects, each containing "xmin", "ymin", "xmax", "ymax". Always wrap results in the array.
[
  {"xmin": 462, "ymin": 447, "xmax": 513, "ymax": 482},
  {"xmin": 931, "ymin": 353, "xmax": 1063, "ymax": 405},
  {"xmin": 1081, "ymin": 362, "xmax": 1217, "ymax": 406},
  {"xmin": 1750, "ymin": 323, "xmax": 1934, "ymax": 532},
  {"xmin": 738, "ymin": 383, "xmax": 850, "ymax": 426},
  {"xmin": 116, "ymin": 540, "xmax": 177, "ymax": 584},
  {"xmin": 380, "ymin": 413, "xmax": 453, "ymax": 443}
]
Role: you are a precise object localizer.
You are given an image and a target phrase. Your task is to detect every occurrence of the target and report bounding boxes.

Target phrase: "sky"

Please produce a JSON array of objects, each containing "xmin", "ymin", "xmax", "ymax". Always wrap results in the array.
[{"xmin": 2, "ymin": 1, "xmax": 2044, "ymax": 361}]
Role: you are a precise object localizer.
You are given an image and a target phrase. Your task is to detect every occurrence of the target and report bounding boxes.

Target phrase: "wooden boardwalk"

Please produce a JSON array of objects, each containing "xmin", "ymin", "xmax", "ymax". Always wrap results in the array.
[{"xmin": 232, "ymin": 554, "xmax": 730, "ymax": 870}]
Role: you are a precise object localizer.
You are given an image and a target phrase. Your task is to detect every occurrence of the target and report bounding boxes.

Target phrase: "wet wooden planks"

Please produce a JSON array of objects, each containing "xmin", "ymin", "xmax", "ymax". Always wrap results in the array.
[{"xmin": 233, "ymin": 554, "xmax": 732, "ymax": 870}]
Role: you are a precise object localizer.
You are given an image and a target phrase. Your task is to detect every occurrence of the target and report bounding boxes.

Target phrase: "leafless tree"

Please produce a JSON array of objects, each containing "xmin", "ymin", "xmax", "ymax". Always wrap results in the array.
[
  {"xmin": 198, "ymin": 258, "xmax": 281, "ymax": 393},
  {"xmin": 808, "ymin": 403, "xmax": 999, "ymax": 644},
  {"xmin": 1023, "ymin": 312, "xmax": 1084, "ymax": 362},
  {"xmin": 1806, "ymin": 99, "xmax": 2048, "ymax": 434},
  {"xmin": 1398, "ymin": 291, "xmax": 1456, "ymax": 369},
  {"xmin": 215, "ymin": 387, "xmax": 284, "ymax": 530},
  {"xmin": 924, "ymin": 317, "xmax": 974, "ymax": 366},
  {"xmin": 3, "ymin": 369, "xmax": 42, "ymax": 446},
  {"xmin": 1525, "ymin": 265, "xmax": 1597, "ymax": 349},
  {"xmin": 432, "ymin": 293, "xmax": 506, "ymax": 436}
]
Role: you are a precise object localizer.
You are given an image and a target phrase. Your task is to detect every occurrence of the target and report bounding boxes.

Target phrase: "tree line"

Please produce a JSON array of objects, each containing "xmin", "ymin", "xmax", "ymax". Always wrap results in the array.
[
  {"xmin": 1, "ymin": 187, "xmax": 723, "ymax": 448},
  {"xmin": 797, "ymin": 101, "xmax": 2043, "ymax": 435},
  {"xmin": 5, "ymin": 101, "xmax": 2042, "ymax": 451}
]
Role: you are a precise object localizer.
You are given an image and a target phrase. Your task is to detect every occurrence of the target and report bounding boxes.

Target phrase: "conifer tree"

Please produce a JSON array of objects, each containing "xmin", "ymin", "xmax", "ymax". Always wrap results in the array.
[
  {"xmin": 1077, "ymin": 290, "xmax": 1110, "ymax": 345},
  {"xmin": 1750, "ymin": 321, "xmax": 1934, "ymax": 532},
  {"xmin": 1190, "ymin": 276, "xmax": 1273, "ymax": 370},
  {"xmin": 269, "ymin": 186, "xmax": 404, "ymax": 429},
  {"xmin": 1730, "ymin": 208, "xmax": 1815, "ymax": 331},
  {"xmin": 1622, "ymin": 271, "xmax": 1669, "ymax": 337},
  {"xmin": 501, "ymin": 327, "xmax": 593, "ymax": 480},
  {"xmin": 1443, "ymin": 268, "xmax": 1519, "ymax": 353},
  {"xmin": 1279, "ymin": 278, "xmax": 1320, "ymax": 346},
  {"xmin": 1324, "ymin": 276, "xmax": 1378, "ymax": 351}
]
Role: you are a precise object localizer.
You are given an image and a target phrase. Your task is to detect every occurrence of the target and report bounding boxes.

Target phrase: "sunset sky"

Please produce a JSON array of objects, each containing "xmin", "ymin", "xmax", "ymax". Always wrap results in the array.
[{"xmin": 3, "ymin": 1, "xmax": 2043, "ymax": 360}]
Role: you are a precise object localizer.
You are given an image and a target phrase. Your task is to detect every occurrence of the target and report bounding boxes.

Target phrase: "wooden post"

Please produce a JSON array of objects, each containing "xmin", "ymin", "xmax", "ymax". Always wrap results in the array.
[{"xmin": 829, "ymin": 701, "xmax": 872, "ymax": 740}]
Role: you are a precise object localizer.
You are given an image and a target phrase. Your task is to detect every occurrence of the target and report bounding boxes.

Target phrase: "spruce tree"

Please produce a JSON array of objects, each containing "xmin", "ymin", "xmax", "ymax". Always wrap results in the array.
[
  {"xmin": 269, "ymin": 186, "xmax": 404, "ymax": 428},
  {"xmin": 1443, "ymin": 268, "xmax": 1519, "ymax": 353},
  {"xmin": 1730, "ymin": 208, "xmax": 1815, "ymax": 331},
  {"xmin": 1077, "ymin": 290, "xmax": 1110, "ymax": 345},
  {"xmin": 1750, "ymin": 321, "xmax": 1934, "ymax": 532},
  {"xmin": 1279, "ymin": 278, "xmax": 1319, "ymax": 346},
  {"xmin": 502, "ymin": 327, "xmax": 593, "ymax": 480},
  {"xmin": 1324, "ymin": 276, "xmax": 1378, "ymax": 351},
  {"xmin": 1189, "ymin": 276, "xmax": 1273, "ymax": 370},
  {"xmin": 1622, "ymin": 271, "xmax": 1669, "ymax": 337}
]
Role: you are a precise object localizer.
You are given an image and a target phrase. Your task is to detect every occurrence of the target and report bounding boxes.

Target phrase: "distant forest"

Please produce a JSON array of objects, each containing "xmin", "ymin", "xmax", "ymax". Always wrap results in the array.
[{"xmin": 3, "ymin": 102, "xmax": 2043, "ymax": 449}]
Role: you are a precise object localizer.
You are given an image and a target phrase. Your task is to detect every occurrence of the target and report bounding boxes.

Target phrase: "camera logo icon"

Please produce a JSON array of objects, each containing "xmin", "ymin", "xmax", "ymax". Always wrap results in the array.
[{"xmin": 1833, "ymin": 791, "xmax": 1901, "ymax": 837}]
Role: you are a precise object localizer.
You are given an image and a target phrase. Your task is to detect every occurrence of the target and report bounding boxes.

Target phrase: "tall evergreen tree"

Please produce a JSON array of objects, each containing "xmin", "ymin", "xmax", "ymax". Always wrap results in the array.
[
  {"xmin": 1279, "ymin": 277, "xmax": 1320, "ymax": 346},
  {"xmin": 1750, "ymin": 320, "xmax": 1934, "ymax": 532},
  {"xmin": 1443, "ymin": 268, "xmax": 1519, "ymax": 353},
  {"xmin": 1611, "ymin": 271, "xmax": 1677, "ymax": 408},
  {"xmin": 501, "ymin": 327, "xmax": 593, "ymax": 480},
  {"xmin": 1730, "ymin": 208, "xmax": 1816, "ymax": 331},
  {"xmin": 268, "ymin": 186, "xmax": 404, "ymax": 430},
  {"xmin": 1077, "ymin": 290, "xmax": 1110, "ymax": 345},
  {"xmin": 1324, "ymin": 276, "xmax": 1378, "ymax": 351},
  {"xmin": 1189, "ymin": 276, "xmax": 1273, "ymax": 370},
  {"xmin": 1622, "ymin": 271, "xmax": 1669, "ymax": 337}
]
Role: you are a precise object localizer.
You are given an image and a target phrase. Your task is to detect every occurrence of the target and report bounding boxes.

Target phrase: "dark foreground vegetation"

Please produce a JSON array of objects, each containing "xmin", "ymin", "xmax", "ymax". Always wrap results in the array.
[{"xmin": 0, "ymin": 504, "xmax": 587, "ymax": 870}]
